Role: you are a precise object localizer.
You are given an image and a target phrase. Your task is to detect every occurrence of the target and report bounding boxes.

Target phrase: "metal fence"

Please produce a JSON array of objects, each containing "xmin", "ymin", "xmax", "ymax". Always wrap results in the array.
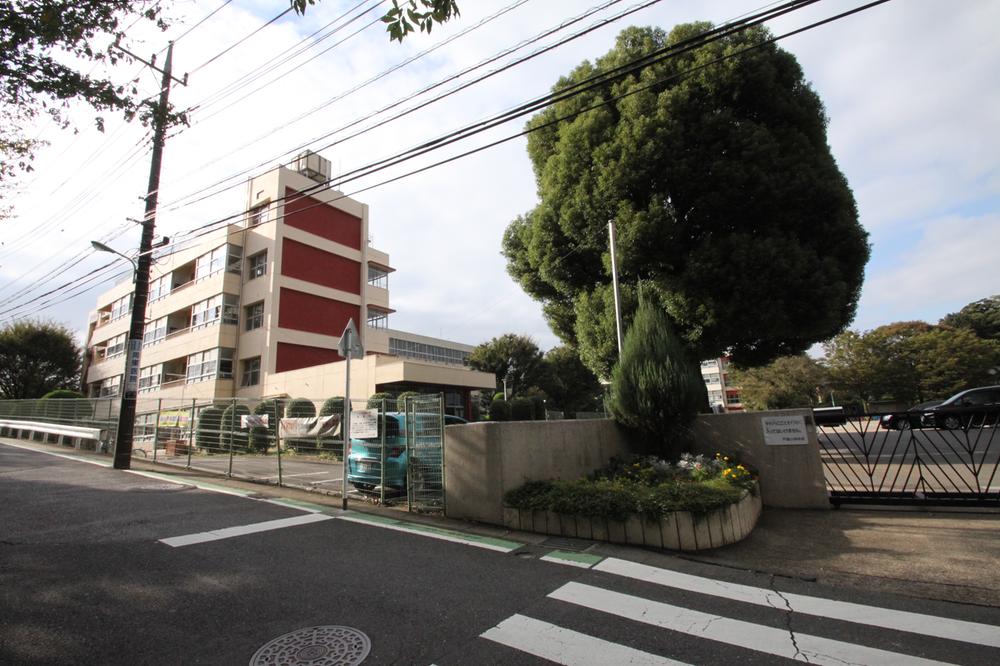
[
  {"xmin": 0, "ymin": 398, "xmax": 119, "ymax": 449},
  {"xmin": 0, "ymin": 395, "xmax": 446, "ymax": 513},
  {"xmin": 816, "ymin": 409, "xmax": 999, "ymax": 506}
]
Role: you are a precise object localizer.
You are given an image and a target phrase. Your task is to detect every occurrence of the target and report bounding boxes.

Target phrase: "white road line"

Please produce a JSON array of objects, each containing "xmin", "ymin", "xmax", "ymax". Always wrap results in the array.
[
  {"xmin": 337, "ymin": 515, "xmax": 517, "ymax": 553},
  {"xmin": 481, "ymin": 614, "xmax": 688, "ymax": 665},
  {"xmin": 551, "ymin": 582, "xmax": 955, "ymax": 666},
  {"xmin": 595, "ymin": 557, "xmax": 1000, "ymax": 648},
  {"xmin": 0, "ymin": 441, "xmax": 111, "ymax": 467},
  {"xmin": 259, "ymin": 471, "xmax": 332, "ymax": 480},
  {"xmin": 159, "ymin": 513, "xmax": 333, "ymax": 547}
]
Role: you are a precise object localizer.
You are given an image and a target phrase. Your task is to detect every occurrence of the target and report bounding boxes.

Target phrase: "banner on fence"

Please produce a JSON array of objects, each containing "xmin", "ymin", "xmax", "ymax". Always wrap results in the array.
[
  {"xmin": 278, "ymin": 415, "xmax": 341, "ymax": 438},
  {"xmin": 158, "ymin": 410, "xmax": 191, "ymax": 428},
  {"xmin": 240, "ymin": 414, "xmax": 269, "ymax": 429}
]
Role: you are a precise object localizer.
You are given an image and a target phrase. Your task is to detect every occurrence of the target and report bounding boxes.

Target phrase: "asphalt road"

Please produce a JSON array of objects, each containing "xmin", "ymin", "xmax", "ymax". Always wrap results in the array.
[{"xmin": 3, "ymin": 441, "xmax": 999, "ymax": 665}]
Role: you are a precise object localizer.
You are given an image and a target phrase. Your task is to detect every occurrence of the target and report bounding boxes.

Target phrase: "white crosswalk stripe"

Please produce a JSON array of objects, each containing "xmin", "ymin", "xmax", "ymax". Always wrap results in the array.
[
  {"xmin": 482, "ymin": 614, "xmax": 690, "ymax": 665},
  {"xmin": 474, "ymin": 558, "xmax": 997, "ymax": 665},
  {"xmin": 595, "ymin": 557, "xmax": 1000, "ymax": 648}
]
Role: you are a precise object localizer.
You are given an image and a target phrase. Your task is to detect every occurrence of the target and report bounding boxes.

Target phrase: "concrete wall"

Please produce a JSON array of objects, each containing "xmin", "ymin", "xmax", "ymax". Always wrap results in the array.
[
  {"xmin": 690, "ymin": 409, "xmax": 829, "ymax": 509},
  {"xmin": 444, "ymin": 420, "xmax": 631, "ymax": 525},
  {"xmin": 444, "ymin": 410, "xmax": 829, "ymax": 526}
]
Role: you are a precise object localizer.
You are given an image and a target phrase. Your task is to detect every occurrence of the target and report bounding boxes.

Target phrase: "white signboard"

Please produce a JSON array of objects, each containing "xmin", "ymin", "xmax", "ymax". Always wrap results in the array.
[
  {"xmin": 761, "ymin": 415, "xmax": 808, "ymax": 446},
  {"xmin": 350, "ymin": 408, "xmax": 379, "ymax": 439}
]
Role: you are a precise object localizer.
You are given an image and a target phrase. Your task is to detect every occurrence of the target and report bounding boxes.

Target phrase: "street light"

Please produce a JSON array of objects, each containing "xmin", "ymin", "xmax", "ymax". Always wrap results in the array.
[{"xmin": 91, "ymin": 241, "xmax": 138, "ymax": 280}]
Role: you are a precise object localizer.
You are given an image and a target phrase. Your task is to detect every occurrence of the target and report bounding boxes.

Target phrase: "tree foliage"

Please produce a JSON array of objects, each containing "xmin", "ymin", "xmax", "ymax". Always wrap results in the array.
[
  {"xmin": 940, "ymin": 295, "xmax": 1000, "ymax": 342},
  {"xmin": 0, "ymin": 321, "xmax": 81, "ymax": 399},
  {"xmin": 537, "ymin": 345, "xmax": 602, "ymax": 414},
  {"xmin": 823, "ymin": 322, "xmax": 1000, "ymax": 405},
  {"xmin": 292, "ymin": 0, "xmax": 460, "ymax": 42},
  {"xmin": 731, "ymin": 355, "xmax": 828, "ymax": 410},
  {"xmin": 467, "ymin": 333, "xmax": 546, "ymax": 397},
  {"xmin": 606, "ymin": 293, "xmax": 708, "ymax": 457},
  {"xmin": 0, "ymin": 1, "xmax": 178, "ymax": 186},
  {"xmin": 503, "ymin": 23, "xmax": 868, "ymax": 378}
]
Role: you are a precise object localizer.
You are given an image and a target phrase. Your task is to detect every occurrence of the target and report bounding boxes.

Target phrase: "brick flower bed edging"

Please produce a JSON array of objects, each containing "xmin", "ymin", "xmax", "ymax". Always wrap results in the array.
[{"xmin": 502, "ymin": 485, "xmax": 762, "ymax": 551}]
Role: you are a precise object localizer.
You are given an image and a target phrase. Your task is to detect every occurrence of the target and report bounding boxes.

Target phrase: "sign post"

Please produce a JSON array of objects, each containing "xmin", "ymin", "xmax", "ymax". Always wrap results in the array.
[{"xmin": 338, "ymin": 319, "xmax": 364, "ymax": 509}]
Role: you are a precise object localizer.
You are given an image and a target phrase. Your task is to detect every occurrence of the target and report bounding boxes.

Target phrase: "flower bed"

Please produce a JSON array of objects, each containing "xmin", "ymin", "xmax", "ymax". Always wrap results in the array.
[{"xmin": 502, "ymin": 454, "xmax": 762, "ymax": 551}]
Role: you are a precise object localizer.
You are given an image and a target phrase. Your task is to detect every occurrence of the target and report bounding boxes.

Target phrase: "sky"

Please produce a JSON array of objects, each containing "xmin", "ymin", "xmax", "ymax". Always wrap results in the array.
[{"xmin": 1, "ymin": 0, "xmax": 998, "ymax": 356}]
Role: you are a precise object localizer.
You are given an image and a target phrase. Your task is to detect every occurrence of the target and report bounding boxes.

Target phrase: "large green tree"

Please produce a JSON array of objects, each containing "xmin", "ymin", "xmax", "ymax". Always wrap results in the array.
[
  {"xmin": 731, "ymin": 354, "xmax": 828, "ymax": 410},
  {"xmin": 503, "ymin": 23, "xmax": 868, "ymax": 378},
  {"xmin": 823, "ymin": 322, "xmax": 1000, "ymax": 406},
  {"xmin": 0, "ymin": 321, "xmax": 81, "ymax": 399},
  {"xmin": 467, "ymin": 333, "xmax": 546, "ymax": 397},
  {"xmin": 538, "ymin": 345, "xmax": 602, "ymax": 415},
  {"xmin": 940, "ymin": 295, "xmax": 1000, "ymax": 342}
]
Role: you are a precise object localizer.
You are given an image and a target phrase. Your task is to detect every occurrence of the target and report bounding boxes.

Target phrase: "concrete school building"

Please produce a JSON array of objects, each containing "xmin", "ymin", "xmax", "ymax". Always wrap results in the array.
[{"xmin": 82, "ymin": 151, "xmax": 495, "ymax": 418}]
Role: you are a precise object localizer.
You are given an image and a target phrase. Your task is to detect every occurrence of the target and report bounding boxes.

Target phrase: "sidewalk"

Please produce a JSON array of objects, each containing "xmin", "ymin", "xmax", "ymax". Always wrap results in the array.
[{"xmin": 682, "ymin": 506, "xmax": 1000, "ymax": 607}]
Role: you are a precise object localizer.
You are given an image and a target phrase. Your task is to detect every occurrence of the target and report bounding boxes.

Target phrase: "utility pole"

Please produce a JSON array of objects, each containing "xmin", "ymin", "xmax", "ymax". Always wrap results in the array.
[
  {"xmin": 608, "ymin": 220, "xmax": 625, "ymax": 356},
  {"xmin": 113, "ymin": 42, "xmax": 185, "ymax": 470}
]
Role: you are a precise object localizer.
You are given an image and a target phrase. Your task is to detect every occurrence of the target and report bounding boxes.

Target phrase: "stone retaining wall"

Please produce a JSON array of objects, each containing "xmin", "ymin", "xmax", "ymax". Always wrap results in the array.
[{"xmin": 502, "ymin": 487, "xmax": 762, "ymax": 552}]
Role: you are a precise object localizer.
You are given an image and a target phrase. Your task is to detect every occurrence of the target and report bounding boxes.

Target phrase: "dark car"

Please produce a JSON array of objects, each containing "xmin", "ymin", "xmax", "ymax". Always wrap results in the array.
[
  {"xmin": 921, "ymin": 386, "xmax": 1000, "ymax": 430},
  {"xmin": 879, "ymin": 400, "xmax": 943, "ymax": 430}
]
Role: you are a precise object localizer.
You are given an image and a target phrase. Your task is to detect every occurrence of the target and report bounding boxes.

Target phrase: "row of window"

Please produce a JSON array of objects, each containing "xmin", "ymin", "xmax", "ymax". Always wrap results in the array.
[
  {"xmin": 136, "ymin": 350, "xmax": 263, "ymax": 393},
  {"xmin": 143, "ymin": 246, "xmax": 268, "ymax": 308},
  {"xmin": 388, "ymin": 338, "xmax": 469, "ymax": 366}
]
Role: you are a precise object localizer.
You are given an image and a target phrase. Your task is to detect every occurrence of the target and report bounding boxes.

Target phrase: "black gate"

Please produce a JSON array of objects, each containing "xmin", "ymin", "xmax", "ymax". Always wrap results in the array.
[{"xmin": 816, "ymin": 409, "xmax": 1000, "ymax": 506}]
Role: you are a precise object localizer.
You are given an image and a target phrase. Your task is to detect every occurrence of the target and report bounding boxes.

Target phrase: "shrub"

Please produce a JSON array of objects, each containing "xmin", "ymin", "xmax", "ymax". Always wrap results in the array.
[
  {"xmin": 249, "ymin": 399, "xmax": 282, "ymax": 453},
  {"xmin": 367, "ymin": 392, "xmax": 395, "ymax": 410},
  {"xmin": 509, "ymin": 397, "xmax": 534, "ymax": 421},
  {"xmin": 606, "ymin": 291, "xmax": 709, "ymax": 457},
  {"xmin": 285, "ymin": 398, "xmax": 317, "ymax": 452},
  {"xmin": 195, "ymin": 406, "xmax": 225, "ymax": 452},
  {"xmin": 220, "ymin": 403, "xmax": 251, "ymax": 452},
  {"xmin": 395, "ymin": 391, "xmax": 420, "ymax": 412},
  {"xmin": 530, "ymin": 395, "xmax": 546, "ymax": 421},
  {"xmin": 489, "ymin": 398, "xmax": 510, "ymax": 421}
]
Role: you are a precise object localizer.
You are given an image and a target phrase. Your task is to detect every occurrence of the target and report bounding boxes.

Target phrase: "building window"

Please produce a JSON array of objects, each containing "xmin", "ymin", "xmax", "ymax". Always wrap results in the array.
[
  {"xmin": 185, "ymin": 348, "xmax": 234, "ymax": 383},
  {"xmin": 367, "ymin": 265, "xmax": 389, "ymax": 289},
  {"xmin": 248, "ymin": 204, "xmax": 268, "ymax": 227},
  {"xmin": 138, "ymin": 364, "xmax": 162, "ymax": 393},
  {"xmin": 726, "ymin": 393, "xmax": 742, "ymax": 405},
  {"xmin": 191, "ymin": 294, "xmax": 239, "ymax": 329},
  {"xmin": 109, "ymin": 294, "xmax": 132, "ymax": 322},
  {"xmin": 241, "ymin": 357, "xmax": 261, "ymax": 387},
  {"xmin": 707, "ymin": 390, "xmax": 724, "ymax": 405},
  {"xmin": 106, "ymin": 333, "xmax": 127, "ymax": 359},
  {"xmin": 99, "ymin": 376, "xmax": 121, "ymax": 397},
  {"xmin": 144, "ymin": 316, "xmax": 168, "ymax": 346},
  {"xmin": 247, "ymin": 251, "xmax": 267, "ymax": 280},
  {"xmin": 148, "ymin": 274, "xmax": 171, "ymax": 302},
  {"xmin": 388, "ymin": 338, "xmax": 470, "ymax": 366},
  {"xmin": 195, "ymin": 244, "xmax": 242, "ymax": 281},
  {"xmin": 367, "ymin": 307, "xmax": 388, "ymax": 330},
  {"xmin": 245, "ymin": 301, "xmax": 264, "ymax": 331},
  {"xmin": 703, "ymin": 373, "xmax": 721, "ymax": 385}
]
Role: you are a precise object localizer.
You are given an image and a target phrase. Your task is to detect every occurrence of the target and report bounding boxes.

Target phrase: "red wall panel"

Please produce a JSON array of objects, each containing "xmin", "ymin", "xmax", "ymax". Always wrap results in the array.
[
  {"xmin": 276, "ymin": 342, "xmax": 342, "ymax": 373},
  {"xmin": 284, "ymin": 187, "xmax": 362, "ymax": 249},
  {"xmin": 278, "ymin": 287, "xmax": 360, "ymax": 337},
  {"xmin": 280, "ymin": 238, "xmax": 361, "ymax": 294}
]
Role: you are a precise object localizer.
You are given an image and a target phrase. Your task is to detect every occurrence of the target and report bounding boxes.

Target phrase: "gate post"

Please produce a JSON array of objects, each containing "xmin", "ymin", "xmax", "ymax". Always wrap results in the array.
[
  {"xmin": 186, "ymin": 399, "xmax": 195, "ymax": 468},
  {"xmin": 152, "ymin": 398, "xmax": 162, "ymax": 462}
]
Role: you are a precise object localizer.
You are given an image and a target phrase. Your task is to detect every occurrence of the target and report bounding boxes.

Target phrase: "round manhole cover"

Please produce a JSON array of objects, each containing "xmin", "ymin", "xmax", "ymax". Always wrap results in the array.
[{"xmin": 250, "ymin": 626, "xmax": 371, "ymax": 665}]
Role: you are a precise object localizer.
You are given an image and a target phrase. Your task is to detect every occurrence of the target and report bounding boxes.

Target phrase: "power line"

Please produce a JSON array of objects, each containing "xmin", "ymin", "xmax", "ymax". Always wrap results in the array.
[
  {"xmin": 188, "ymin": 6, "xmax": 295, "ymax": 74},
  {"xmin": 172, "ymin": 0, "xmax": 236, "ymax": 44}
]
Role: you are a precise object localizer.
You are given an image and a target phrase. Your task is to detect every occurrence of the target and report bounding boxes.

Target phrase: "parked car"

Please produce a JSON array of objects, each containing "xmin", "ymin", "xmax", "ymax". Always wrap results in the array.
[
  {"xmin": 921, "ymin": 386, "xmax": 1000, "ymax": 430},
  {"xmin": 879, "ymin": 400, "xmax": 943, "ymax": 430},
  {"xmin": 347, "ymin": 412, "xmax": 466, "ymax": 491}
]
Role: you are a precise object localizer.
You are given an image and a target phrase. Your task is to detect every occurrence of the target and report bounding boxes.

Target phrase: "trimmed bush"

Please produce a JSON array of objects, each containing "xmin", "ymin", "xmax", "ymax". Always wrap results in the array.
[
  {"xmin": 488, "ymin": 398, "xmax": 510, "ymax": 421},
  {"xmin": 367, "ymin": 392, "xmax": 395, "ymax": 411},
  {"xmin": 285, "ymin": 398, "xmax": 317, "ymax": 452},
  {"xmin": 509, "ymin": 397, "xmax": 534, "ymax": 421},
  {"xmin": 220, "ymin": 403, "xmax": 251, "ymax": 452},
  {"xmin": 606, "ymin": 291, "xmax": 709, "ymax": 458},
  {"xmin": 395, "ymin": 391, "xmax": 420, "ymax": 412},
  {"xmin": 195, "ymin": 406, "xmax": 225, "ymax": 452},
  {"xmin": 249, "ymin": 399, "xmax": 282, "ymax": 453}
]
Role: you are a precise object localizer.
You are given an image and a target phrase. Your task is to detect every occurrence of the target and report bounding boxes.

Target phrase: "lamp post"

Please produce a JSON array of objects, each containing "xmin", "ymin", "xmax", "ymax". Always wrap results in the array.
[{"xmin": 91, "ymin": 241, "xmax": 138, "ymax": 279}]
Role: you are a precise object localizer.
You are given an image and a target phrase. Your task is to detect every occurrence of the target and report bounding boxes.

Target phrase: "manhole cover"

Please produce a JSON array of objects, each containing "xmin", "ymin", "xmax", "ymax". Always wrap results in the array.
[{"xmin": 250, "ymin": 625, "xmax": 371, "ymax": 665}]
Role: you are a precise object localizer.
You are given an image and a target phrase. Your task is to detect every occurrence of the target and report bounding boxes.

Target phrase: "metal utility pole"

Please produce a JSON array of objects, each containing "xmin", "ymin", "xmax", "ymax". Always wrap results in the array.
[
  {"xmin": 608, "ymin": 220, "xmax": 625, "ymax": 356},
  {"xmin": 113, "ymin": 42, "xmax": 184, "ymax": 470}
]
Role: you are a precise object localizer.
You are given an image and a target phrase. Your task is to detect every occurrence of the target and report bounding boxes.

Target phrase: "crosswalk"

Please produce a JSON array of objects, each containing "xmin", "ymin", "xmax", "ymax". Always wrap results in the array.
[{"xmin": 469, "ymin": 557, "xmax": 999, "ymax": 665}]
